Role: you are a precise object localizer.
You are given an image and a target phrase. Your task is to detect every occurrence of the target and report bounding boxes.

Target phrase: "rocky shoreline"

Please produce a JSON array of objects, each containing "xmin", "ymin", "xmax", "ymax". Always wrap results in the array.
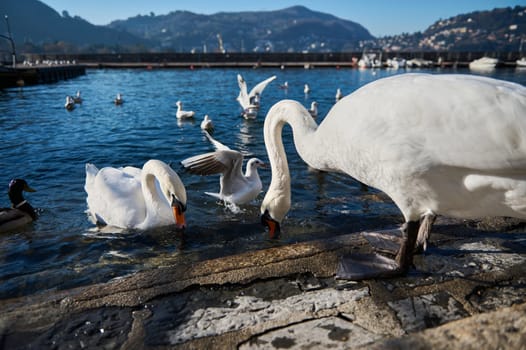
[{"xmin": 1, "ymin": 217, "xmax": 525, "ymax": 349}]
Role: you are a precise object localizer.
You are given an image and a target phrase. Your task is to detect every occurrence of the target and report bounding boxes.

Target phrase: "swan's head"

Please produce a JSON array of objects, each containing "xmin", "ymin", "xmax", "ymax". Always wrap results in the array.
[
  {"xmin": 176, "ymin": 101, "xmax": 182, "ymax": 108},
  {"xmin": 260, "ymin": 194, "xmax": 289, "ymax": 239},
  {"xmin": 144, "ymin": 160, "xmax": 187, "ymax": 231},
  {"xmin": 260, "ymin": 187, "xmax": 290, "ymax": 239},
  {"xmin": 161, "ymin": 175, "xmax": 187, "ymax": 231},
  {"xmin": 170, "ymin": 193, "xmax": 187, "ymax": 231}
]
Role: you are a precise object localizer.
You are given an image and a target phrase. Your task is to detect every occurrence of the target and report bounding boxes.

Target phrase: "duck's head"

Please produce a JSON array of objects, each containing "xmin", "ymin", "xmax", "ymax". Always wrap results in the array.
[
  {"xmin": 8, "ymin": 179, "xmax": 37, "ymax": 219},
  {"xmin": 8, "ymin": 179, "xmax": 36, "ymax": 200}
]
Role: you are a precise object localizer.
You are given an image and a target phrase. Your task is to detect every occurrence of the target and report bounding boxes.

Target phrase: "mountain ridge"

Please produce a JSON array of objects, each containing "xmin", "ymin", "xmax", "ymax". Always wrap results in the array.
[
  {"xmin": 107, "ymin": 5, "xmax": 373, "ymax": 52},
  {"xmin": 1, "ymin": 1, "xmax": 524, "ymax": 55}
]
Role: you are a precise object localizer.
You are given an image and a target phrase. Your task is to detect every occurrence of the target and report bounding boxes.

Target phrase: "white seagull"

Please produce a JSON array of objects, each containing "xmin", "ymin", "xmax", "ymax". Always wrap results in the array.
[
  {"xmin": 85, "ymin": 159, "xmax": 187, "ymax": 230},
  {"xmin": 237, "ymin": 74, "xmax": 277, "ymax": 119},
  {"xmin": 176, "ymin": 101, "xmax": 195, "ymax": 119},
  {"xmin": 260, "ymin": 73, "xmax": 526, "ymax": 279},
  {"xmin": 65, "ymin": 96, "xmax": 75, "ymax": 110},
  {"xmin": 181, "ymin": 130, "xmax": 266, "ymax": 205},
  {"xmin": 335, "ymin": 88, "xmax": 343, "ymax": 102},
  {"xmin": 200, "ymin": 115, "xmax": 214, "ymax": 133},
  {"xmin": 114, "ymin": 93, "xmax": 124, "ymax": 105},
  {"xmin": 73, "ymin": 90, "xmax": 82, "ymax": 104},
  {"xmin": 308, "ymin": 101, "xmax": 318, "ymax": 119}
]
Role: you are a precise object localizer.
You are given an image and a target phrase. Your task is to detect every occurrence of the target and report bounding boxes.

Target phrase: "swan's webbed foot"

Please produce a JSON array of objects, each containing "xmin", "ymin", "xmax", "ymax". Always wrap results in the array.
[
  {"xmin": 336, "ymin": 253, "xmax": 404, "ymax": 280},
  {"xmin": 336, "ymin": 220, "xmax": 419, "ymax": 280}
]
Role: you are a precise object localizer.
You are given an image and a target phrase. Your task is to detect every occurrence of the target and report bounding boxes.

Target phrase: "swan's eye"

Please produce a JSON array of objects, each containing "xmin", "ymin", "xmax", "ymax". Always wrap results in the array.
[{"xmin": 171, "ymin": 194, "xmax": 186, "ymax": 212}]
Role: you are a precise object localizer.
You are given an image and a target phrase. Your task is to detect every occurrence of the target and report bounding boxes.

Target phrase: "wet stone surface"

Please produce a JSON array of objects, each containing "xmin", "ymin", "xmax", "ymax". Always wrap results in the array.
[
  {"xmin": 388, "ymin": 292, "xmax": 469, "ymax": 332},
  {"xmin": 1, "ymin": 218, "xmax": 525, "ymax": 349}
]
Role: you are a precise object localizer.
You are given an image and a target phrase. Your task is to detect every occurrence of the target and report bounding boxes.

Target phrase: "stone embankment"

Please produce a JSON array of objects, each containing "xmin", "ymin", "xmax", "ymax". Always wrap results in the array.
[{"xmin": 1, "ymin": 217, "xmax": 525, "ymax": 349}]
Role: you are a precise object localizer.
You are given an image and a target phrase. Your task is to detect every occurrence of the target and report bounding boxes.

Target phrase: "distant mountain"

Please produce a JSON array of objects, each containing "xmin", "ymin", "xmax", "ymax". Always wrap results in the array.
[
  {"xmin": 107, "ymin": 6, "xmax": 374, "ymax": 53},
  {"xmin": 1, "ymin": 1, "xmax": 524, "ymax": 55},
  {"xmin": 0, "ymin": 0, "xmax": 148, "ymax": 53},
  {"xmin": 369, "ymin": 6, "xmax": 526, "ymax": 52}
]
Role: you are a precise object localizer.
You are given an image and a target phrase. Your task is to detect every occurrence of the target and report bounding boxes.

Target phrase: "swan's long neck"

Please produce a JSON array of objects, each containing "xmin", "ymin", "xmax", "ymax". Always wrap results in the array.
[
  {"xmin": 262, "ymin": 100, "xmax": 319, "ymax": 221},
  {"xmin": 141, "ymin": 172, "xmax": 165, "ymax": 226}
]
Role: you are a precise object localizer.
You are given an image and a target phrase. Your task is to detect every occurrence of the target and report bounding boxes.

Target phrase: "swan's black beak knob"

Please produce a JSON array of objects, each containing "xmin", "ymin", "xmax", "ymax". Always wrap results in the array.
[
  {"xmin": 261, "ymin": 210, "xmax": 280, "ymax": 239},
  {"xmin": 171, "ymin": 195, "xmax": 187, "ymax": 231}
]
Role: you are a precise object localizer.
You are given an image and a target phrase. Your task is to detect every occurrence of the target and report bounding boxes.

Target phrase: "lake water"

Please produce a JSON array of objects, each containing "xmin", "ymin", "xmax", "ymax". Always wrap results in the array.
[{"xmin": 1, "ymin": 66, "xmax": 525, "ymax": 300}]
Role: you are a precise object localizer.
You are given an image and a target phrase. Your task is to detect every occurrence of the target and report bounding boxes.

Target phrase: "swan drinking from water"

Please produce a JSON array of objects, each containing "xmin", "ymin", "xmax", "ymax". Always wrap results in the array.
[
  {"xmin": 85, "ymin": 159, "xmax": 187, "ymax": 230},
  {"xmin": 260, "ymin": 73, "xmax": 526, "ymax": 279}
]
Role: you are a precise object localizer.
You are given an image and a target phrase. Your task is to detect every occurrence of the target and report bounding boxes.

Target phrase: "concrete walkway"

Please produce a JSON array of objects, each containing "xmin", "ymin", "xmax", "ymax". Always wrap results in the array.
[{"xmin": 1, "ymin": 217, "xmax": 525, "ymax": 349}]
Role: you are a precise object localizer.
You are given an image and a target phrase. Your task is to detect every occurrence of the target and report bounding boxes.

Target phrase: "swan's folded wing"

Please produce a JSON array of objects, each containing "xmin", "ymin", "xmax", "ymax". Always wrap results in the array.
[
  {"xmin": 86, "ymin": 167, "xmax": 145, "ymax": 227},
  {"xmin": 181, "ymin": 150, "xmax": 243, "ymax": 176},
  {"xmin": 249, "ymin": 75, "xmax": 277, "ymax": 99}
]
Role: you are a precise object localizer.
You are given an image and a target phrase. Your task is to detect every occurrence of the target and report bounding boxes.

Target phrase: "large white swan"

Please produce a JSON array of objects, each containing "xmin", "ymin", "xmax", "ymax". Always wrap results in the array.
[
  {"xmin": 260, "ymin": 73, "xmax": 526, "ymax": 279},
  {"xmin": 237, "ymin": 74, "xmax": 277, "ymax": 119},
  {"xmin": 181, "ymin": 130, "xmax": 266, "ymax": 205},
  {"xmin": 85, "ymin": 159, "xmax": 187, "ymax": 230}
]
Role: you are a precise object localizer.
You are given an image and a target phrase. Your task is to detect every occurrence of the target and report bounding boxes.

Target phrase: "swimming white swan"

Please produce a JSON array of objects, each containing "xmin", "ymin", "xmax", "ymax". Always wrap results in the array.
[
  {"xmin": 200, "ymin": 115, "xmax": 214, "ymax": 133},
  {"xmin": 181, "ymin": 130, "xmax": 266, "ymax": 205},
  {"xmin": 85, "ymin": 159, "xmax": 187, "ymax": 230},
  {"xmin": 176, "ymin": 100, "xmax": 195, "ymax": 119},
  {"xmin": 237, "ymin": 74, "xmax": 276, "ymax": 119},
  {"xmin": 304, "ymin": 84, "xmax": 310, "ymax": 94},
  {"xmin": 0, "ymin": 179, "xmax": 37, "ymax": 232},
  {"xmin": 260, "ymin": 73, "xmax": 526, "ymax": 279}
]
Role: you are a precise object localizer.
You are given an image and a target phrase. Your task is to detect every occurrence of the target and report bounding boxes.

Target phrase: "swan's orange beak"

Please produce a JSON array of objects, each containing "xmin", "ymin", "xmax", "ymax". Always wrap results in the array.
[
  {"xmin": 261, "ymin": 210, "xmax": 280, "ymax": 239},
  {"xmin": 171, "ymin": 196, "xmax": 186, "ymax": 231}
]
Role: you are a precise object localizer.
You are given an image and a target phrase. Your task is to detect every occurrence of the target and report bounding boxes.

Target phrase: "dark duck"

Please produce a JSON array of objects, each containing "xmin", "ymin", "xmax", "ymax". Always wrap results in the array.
[{"xmin": 0, "ymin": 179, "xmax": 37, "ymax": 232}]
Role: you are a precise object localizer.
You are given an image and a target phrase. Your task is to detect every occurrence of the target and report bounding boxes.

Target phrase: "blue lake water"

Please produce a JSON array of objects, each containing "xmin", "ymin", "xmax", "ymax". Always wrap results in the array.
[{"xmin": 1, "ymin": 66, "xmax": 525, "ymax": 300}]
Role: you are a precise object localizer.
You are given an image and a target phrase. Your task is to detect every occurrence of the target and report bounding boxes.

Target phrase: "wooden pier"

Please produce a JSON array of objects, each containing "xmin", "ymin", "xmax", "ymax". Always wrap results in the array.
[{"xmin": 0, "ymin": 64, "xmax": 86, "ymax": 89}]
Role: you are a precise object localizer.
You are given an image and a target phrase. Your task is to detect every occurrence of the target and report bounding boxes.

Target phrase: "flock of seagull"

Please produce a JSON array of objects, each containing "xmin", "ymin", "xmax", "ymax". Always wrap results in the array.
[{"xmin": 4, "ymin": 71, "xmax": 526, "ymax": 279}]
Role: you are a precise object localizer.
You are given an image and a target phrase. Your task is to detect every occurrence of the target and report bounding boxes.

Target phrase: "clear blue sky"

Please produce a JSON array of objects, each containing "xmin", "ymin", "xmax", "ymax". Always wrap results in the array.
[{"xmin": 40, "ymin": 0, "xmax": 524, "ymax": 36}]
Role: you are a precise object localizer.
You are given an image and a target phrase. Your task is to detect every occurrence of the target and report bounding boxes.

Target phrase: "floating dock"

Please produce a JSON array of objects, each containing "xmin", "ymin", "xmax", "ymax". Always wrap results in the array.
[{"xmin": 0, "ymin": 64, "xmax": 86, "ymax": 89}]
